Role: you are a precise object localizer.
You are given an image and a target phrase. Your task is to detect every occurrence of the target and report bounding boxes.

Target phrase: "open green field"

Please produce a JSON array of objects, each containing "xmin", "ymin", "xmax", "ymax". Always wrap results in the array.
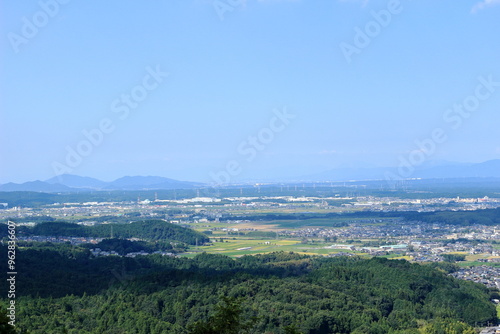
[
  {"xmin": 181, "ymin": 237, "xmax": 370, "ymax": 258},
  {"xmin": 466, "ymin": 254, "xmax": 486, "ymax": 261},
  {"xmin": 182, "ymin": 214, "xmax": 495, "ymax": 264},
  {"xmin": 458, "ymin": 261, "xmax": 500, "ymax": 267},
  {"xmin": 190, "ymin": 217, "xmax": 396, "ymax": 232},
  {"xmin": 183, "ymin": 216, "xmax": 399, "ymax": 258},
  {"xmin": 269, "ymin": 217, "xmax": 397, "ymax": 229}
]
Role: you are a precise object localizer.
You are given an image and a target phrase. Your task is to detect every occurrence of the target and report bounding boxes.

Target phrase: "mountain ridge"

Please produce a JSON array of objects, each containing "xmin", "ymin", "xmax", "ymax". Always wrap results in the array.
[
  {"xmin": 2, "ymin": 159, "xmax": 500, "ymax": 192},
  {"xmin": 0, "ymin": 175, "xmax": 202, "ymax": 192}
]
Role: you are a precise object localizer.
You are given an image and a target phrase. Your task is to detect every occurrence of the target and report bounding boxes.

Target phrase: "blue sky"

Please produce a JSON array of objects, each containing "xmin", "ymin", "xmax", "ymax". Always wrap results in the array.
[{"xmin": 1, "ymin": 0, "xmax": 500, "ymax": 183}]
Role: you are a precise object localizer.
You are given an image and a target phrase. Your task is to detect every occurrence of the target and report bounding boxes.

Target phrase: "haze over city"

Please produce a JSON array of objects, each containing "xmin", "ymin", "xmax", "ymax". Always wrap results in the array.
[
  {"xmin": 4, "ymin": 2, "xmax": 500, "ymax": 333},
  {"xmin": 2, "ymin": 0, "xmax": 500, "ymax": 184}
]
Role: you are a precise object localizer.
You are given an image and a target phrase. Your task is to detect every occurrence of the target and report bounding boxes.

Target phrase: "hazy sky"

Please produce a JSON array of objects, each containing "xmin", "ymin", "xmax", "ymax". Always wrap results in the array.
[{"xmin": 1, "ymin": 0, "xmax": 500, "ymax": 183}]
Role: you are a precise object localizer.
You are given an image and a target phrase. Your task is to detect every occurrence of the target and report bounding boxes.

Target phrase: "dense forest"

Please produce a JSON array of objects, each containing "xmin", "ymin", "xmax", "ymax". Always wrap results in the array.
[
  {"xmin": 5, "ymin": 220, "xmax": 210, "ymax": 245},
  {"xmin": 0, "ymin": 245, "xmax": 496, "ymax": 333},
  {"xmin": 84, "ymin": 238, "xmax": 175, "ymax": 255}
]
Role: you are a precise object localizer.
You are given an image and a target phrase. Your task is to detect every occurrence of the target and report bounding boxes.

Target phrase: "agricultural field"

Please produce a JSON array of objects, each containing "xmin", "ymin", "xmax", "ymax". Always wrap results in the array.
[
  {"xmin": 183, "ymin": 238, "xmax": 369, "ymax": 258},
  {"xmin": 190, "ymin": 216, "xmax": 394, "ymax": 231},
  {"xmin": 185, "ymin": 219, "xmax": 371, "ymax": 257}
]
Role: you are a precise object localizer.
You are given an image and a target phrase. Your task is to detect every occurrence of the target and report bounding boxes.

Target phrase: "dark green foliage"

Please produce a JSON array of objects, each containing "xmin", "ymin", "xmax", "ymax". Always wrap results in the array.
[
  {"xmin": 2, "ymin": 216, "xmax": 55, "ymax": 225},
  {"xmin": 0, "ymin": 223, "xmax": 8, "ymax": 238},
  {"xmin": 442, "ymin": 254, "xmax": 466, "ymax": 263},
  {"xmin": 419, "ymin": 318, "xmax": 476, "ymax": 333},
  {"xmin": 89, "ymin": 220, "xmax": 209, "ymax": 245},
  {"xmin": 90, "ymin": 238, "xmax": 154, "ymax": 255},
  {"xmin": 283, "ymin": 324, "xmax": 303, "ymax": 334},
  {"xmin": 19, "ymin": 220, "xmax": 209, "ymax": 245},
  {"xmin": 0, "ymin": 307, "xmax": 18, "ymax": 334},
  {"xmin": 188, "ymin": 296, "xmax": 256, "ymax": 334},
  {"xmin": 0, "ymin": 249, "xmax": 496, "ymax": 334},
  {"xmin": 426, "ymin": 262, "xmax": 461, "ymax": 274},
  {"xmin": 32, "ymin": 221, "xmax": 88, "ymax": 237}
]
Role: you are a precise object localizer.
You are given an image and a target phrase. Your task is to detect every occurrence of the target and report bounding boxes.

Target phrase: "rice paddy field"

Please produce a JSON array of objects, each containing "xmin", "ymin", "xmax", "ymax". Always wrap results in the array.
[
  {"xmin": 181, "ymin": 218, "xmax": 375, "ymax": 258},
  {"xmin": 182, "ymin": 237, "xmax": 368, "ymax": 258},
  {"xmin": 182, "ymin": 215, "xmax": 500, "ymax": 268}
]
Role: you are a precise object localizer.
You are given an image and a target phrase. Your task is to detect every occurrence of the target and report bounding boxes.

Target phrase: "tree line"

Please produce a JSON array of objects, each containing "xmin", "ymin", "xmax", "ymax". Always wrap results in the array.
[
  {"xmin": 4, "ymin": 220, "xmax": 210, "ymax": 245},
  {"xmin": 0, "ymin": 246, "xmax": 497, "ymax": 333}
]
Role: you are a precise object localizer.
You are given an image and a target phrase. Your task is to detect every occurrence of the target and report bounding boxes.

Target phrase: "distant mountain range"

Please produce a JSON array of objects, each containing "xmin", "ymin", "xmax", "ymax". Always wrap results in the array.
[
  {"xmin": 0, "ymin": 175, "xmax": 203, "ymax": 192},
  {"xmin": 0, "ymin": 181, "xmax": 74, "ymax": 193},
  {"xmin": 2, "ymin": 160, "xmax": 500, "ymax": 192},
  {"xmin": 45, "ymin": 174, "xmax": 108, "ymax": 189}
]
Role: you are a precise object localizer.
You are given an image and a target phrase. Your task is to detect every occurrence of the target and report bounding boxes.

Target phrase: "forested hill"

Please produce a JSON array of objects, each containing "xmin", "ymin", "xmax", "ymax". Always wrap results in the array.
[
  {"xmin": 0, "ymin": 247, "xmax": 496, "ymax": 333},
  {"xmin": 20, "ymin": 220, "xmax": 210, "ymax": 245}
]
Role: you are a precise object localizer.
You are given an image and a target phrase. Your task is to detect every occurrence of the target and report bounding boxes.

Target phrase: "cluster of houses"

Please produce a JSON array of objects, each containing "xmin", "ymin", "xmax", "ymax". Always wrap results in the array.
[
  {"xmin": 480, "ymin": 327, "xmax": 500, "ymax": 334},
  {"xmin": 283, "ymin": 222, "xmax": 500, "ymax": 243},
  {"xmin": 90, "ymin": 248, "xmax": 176, "ymax": 258},
  {"xmin": 17, "ymin": 235, "xmax": 101, "ymax": 245},
  {"xmin": 450, "ymin": 265, "xmax": 500, "ymax": 290},
  {"xmin": 280, "ymin": 220, "xmax": 440, "ymax": 240}
]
